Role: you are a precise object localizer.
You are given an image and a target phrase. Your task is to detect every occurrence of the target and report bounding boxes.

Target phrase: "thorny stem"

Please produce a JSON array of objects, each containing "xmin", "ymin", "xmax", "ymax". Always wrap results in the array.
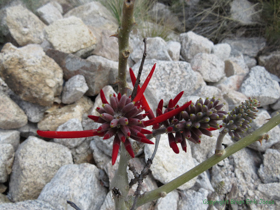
[
  {"xmin": 133, "ymin": 113, "xmax": 280, "ymax": 208},
  {"xmin": 113, "ymin": 1, "xmax": 135, "ymax": 209},
  {"xmin": 118, "ymin": 0, "xmax": 135, "ymax": 95},
  {"xmin": 130, "ymin": 135, "xmax": 161, "ymax": 210},
  {"xmin": 131, "ymin": 38, "xmax": 147, "ymax": 100}
]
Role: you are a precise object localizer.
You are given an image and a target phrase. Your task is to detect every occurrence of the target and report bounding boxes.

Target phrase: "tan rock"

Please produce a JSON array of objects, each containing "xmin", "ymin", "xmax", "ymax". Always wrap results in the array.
[
  {"xmin": 5, "ymin": 5, "xmax": 46, "ymax": 46},
  {"xmin": 44, "ymin": 16, "xmax": 96, "ymax": 53},
  {"xmin": 0, "ymin": 43, "xmax": 63, "ymax": 106},
  {"xmin": 0, "ymin": 92, "xmax": 27, "ymax": 129},
  {"xmin": 38, "ymin": 96, "xmax": 93, "ymax": 131}
]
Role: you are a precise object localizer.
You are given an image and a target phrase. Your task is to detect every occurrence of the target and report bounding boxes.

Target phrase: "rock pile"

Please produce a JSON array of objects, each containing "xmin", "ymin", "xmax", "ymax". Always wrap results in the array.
[{"xmin": 0, "ymin": 1, "xmax": 280, "ymax": 209}]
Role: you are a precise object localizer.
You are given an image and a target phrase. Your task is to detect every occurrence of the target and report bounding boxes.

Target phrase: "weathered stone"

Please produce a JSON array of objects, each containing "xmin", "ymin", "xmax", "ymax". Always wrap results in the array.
[
  {"xmin": 212, "ymin": 43, "xmax": 231, "ymax": 61},
  {"xmin": 131, "ymin": 59, "xmax": 206, "ymax": 108},
  {"xmin": 0, "ymin": 193, "xmax": 10, "ymax": 204},
  {"xmin": 240, "ymin": 66, "xmax": 280, "ymax": 106},
  {"xmin": 38, "ymin": 96, "xmax": 93, "ymax": 131},
  {"xmin": 258, "ymin": 149, "xmax": 280, "ymax": 183},
  {"xmin": 46, "ymin": 49, "xmax": 118, "ymax": 96},
  {"xmin": 8, "ymin": 136, "xmax": 73, "ymax": 202},
  {"xmin": 166, "ymin": 40, "xmax": 181, "ymax": 61},
  {"xmin": 18, "ymin": 122, "xmax": 38, "ymax": 138},
  {"xmin": 178, "ymin": 188, "xmax": 209, "ymax": 210},
  {"xmin": 0, "ymin": 144, "xmax": 14, "ymax": 183},
  {"xmin": 223, "ymin": 37, "xmax": 266, "ymax": 57},
  {"xmin": 1, "ymin": 5, "xmax": 45, "ymax": 46},
  {"xmin": 271, "ymin": 98, "xmax": 280, "ymax": 110},
  {"xmin": 144, "ymin": 134, "xmax": 196, "ymax": 190},
  {"xmin": 0, "ymin": 43, "xmax": 63, "ymax": 106},
  {"xmin": 10, "ymin": 94, "xmax": 49, "ymax": 123},
  {"xmin": 245, "ymin": 109, "xmax": 280, "ymax": 152},
  {"xmin": 70, "ymin": 137, "xmax": 93, "ymax": 164},
  {"xmin": 130, "ymin": 37, "xmax": 172, "ymax": 64},
  {"xmin": 64, "ymin": 2, "xmax": 117, "ymax": 30},
  {"xmin": 92, "ymin": 29, "xmax": 119, "ymax": 61},
  {"xmin": 180, "ymin": 31, "xmax": 214, "ymax": 62},
  {"xmin": 230, "ymin": 0, "xmax": 260, "ymax": 25},
  {"xmin": 90, "ymin": 140, "xmax": 111, "ymax": 170},
  {"xmin": 221, "ymin": 86, "xmax": 248, "ymax": 110},
  {"xmin": 0, "ymin": 200, "xmax": 56, "ymax": 210},
  {"xmin": 0, "ymin": 77, "xmax": 12, "ymax": 96},
  {"xmin": 0, "ymin": 130, "xmax": 20, "ymax": 150},
  {"xmin": 62, "ymin": 74, "xmax": 89, "ymax": 104},
  {"xmin": 258, "ymin": 183, "xmax": 280, "ymax": 200},
  {"xmin": 258, "ymin": 51, "xmax": 280, "ymax": 78},
  {"xmin": 213, "ymin": 74, "xmax": 246, "ymax": 91},
  {"xmin": 38, "ymin": 163, "xmax": 107, "ymax": 210},
  {"xmin": 191, "ymin": 53, "xmax": 225, "ymax": 82},
  {"xmin": 36, "ymin": 2, "xmax": 63, "ymax": 25},
  {"xmin": 0, "ymin": 92, "xmax": 27, "ymax": 129},
  {"xmin": 45, "ymin": 16, "xmax": 96, "ymax": 54},
  {"xmin": 224, "ymin": 60, "xmax": 247, "ymax": 76},
  {"xmin": 155, "ymin": 190, "xmax": 179, "ymax": 210},
  {"xmin": 54, "ymin": 118, "xmax": 85, "ymax": 149}
]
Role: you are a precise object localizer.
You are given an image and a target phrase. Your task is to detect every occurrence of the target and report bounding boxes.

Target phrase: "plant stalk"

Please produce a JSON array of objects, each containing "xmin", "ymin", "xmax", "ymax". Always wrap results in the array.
[{"xmin": 134, "ymin": 113, "xmax": 280, "ymax": 207}]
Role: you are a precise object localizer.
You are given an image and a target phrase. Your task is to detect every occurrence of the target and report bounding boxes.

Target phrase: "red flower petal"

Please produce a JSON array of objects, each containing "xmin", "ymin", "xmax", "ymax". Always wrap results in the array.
[
  {"xmin": 144, "ymin": 101, "xmax": 192, "ymax": 126},
  {"xmin": 100, "ymin": 89, "xmax": 109, "ymax": 104},
  {"xmin": 133, "ymin": 64, "xmax": 156, "ymax": 103},
  {"xmin": 112, "ymin": 135, "xmax": 121, "ymax": 165},
  {"xmin": 172, "ymin": 91, "xmax": 184, "ymax": 107},
  {"xmin": 168, "ymin": 133, "xmax": 179, "ymax": 154},
  {"xmin": 37, "ymin": 130, "xmax": 98, "ymax": 138},
  {"xmin": 124, "ymin": 139, "xmax": 135, "ymax": 158},
  {"xmin": 140, "ymin": 138, "xmax": 154, "ymax": 144}
]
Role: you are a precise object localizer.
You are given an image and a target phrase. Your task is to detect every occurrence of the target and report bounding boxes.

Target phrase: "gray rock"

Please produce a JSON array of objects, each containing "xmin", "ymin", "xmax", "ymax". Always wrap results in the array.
[
  {"xmin": 258, "ymin": 183, "xmax": 280, "ymax": 200},
  {"xmin": 178, "ymin": 188, "xmax": 209, "ymax": 210},
  {"xmin": 54, "ymin": 118, "xmax": 85, "ymax": 149},
  {"xmin": 99, "ymin": 191, "xmax": 114, "ymax": 210},
  {"xmin": 70, "ymin": 137, "xmax": 93, "ymax": 164},
  {"xmin": 45, "ymin": 16, "xmax": 96, "ymax": 54},
  {"xmin": 90, "ymin": 140, "xmax": 111, "ymax": 170},
  {"xmin": 0, "ymin": 130, "xmax": 20, "ymax": 151},
  {"xmin": 0, "ymin": 92, "xmax": 27, "ymax": 129},
  {"xmin": 230, "ymin": 0, "xmax": 260, "ymax": 25},
  {"xmin": 8, "ymin": 136, "xmax": 73, "ymax": 202},
  {"xmin": 224, "ymin": 60, "xmax": 248, "ymax": 76},
  {"xmin": 166, "ymin": 41, "xmax": 181, "ymax": 61},
  {"xmin": 246, "ymin": 109, "xmax": 280, "ymax": 152},
  {"xmin": 258, "ymin": 149, "xmax": 280, "ymax": 183},
  {"xmin": 131, "ymin": 59, "xmax": 206, "ymax": 107},
  {"xmin": 259, "ymin": 51, "xmax": 280, "ymax": 77},
  {"xmin": 0, "ymin": 77, "xmax": 12, "ymax": 96},
  {"xmin": 213, "ymin": 74, "xmax": 246, "ymax": 91},
  {"xmin": 240, "ymin": 66, "xmax": 280, "ymax": 106},
  {"xmin": 36, "ymin": 2, "xmax": 63, "ymax": 25},
  {"xmin": 223, "ymin": 37, "xmax": 266, "ymax": 57},
  {"xmin": 38, "ymin": 163, "xmax": 107, "ymax": 210},
  {"xmin": 180, "ymin": 31, "xmax": 214, "ymax": 62},
  {"xmin": 0, "ymin": 43, "xmax": 63, "ymax": 106},
  {"xmin": 0, "ymin": 5, "xmax": 45, "ymax": 46},
  {"xmin": 46, "ymin": 49, "xmax": 118, "ymax": 96},
  {"xmin": 0, "ymin": 144, "xmax": 14, "ymax": 183},
  {"xmin": 130, "ymin": 37, "xmax": 172, "ymax": 64},
  {"xmin": 243, "ymin": 55, "xmax": 257, "ymax": 69},
  {"xmin": 155, "ymin": 190, "xmax": 179, "ymax": 210},
  {"xmin": 0, "ymin": 200, "xmax": 56, "ymax": 210},
  {"xmin": 62, "ymin": 74, "xmax": 89, "ymax": 104},
  {"xmin": 64, "ymin": 2, "xmax": 117, "ymax": 30},
  {"xmin": 221, "ymin": 87, "xmax": 248, "ymax": 110},
  {"xmin": 271, "ymin": 98, "xmax": 280, "ymax": 110},
  {"xmin": 144, "ymin": 134, "xmax": 196, "ymax": 190},
  {"xmin": 10, "ymin": 94, "xmax": 49, "ymax": 123},
  {"xmin": 212, "ymin": 43, "xmax": 231, "ymax": 61},
  {"xmin": 17, "ymin": 122, "xmax": 38, "ymax": 138},
  {"xmin": 0, "ymin": 193, "xmax": 10, "ymax": 204},
  {"xmin": 191, "ymin": 53, "xmax": 225, "ymax": 82},
  {"xmin": 38, "ymin": 96, "xmax": 93, "ymax": 131}
]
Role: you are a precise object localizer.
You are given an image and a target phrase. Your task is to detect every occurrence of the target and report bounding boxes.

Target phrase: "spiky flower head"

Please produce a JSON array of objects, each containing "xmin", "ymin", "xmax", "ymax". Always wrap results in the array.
[
  {"xmin": 222, "ymin": 98, "xmax": 260, "ymax": 139},
  {"xmin": 152, "ymin": 96, "xmax": 226, "ymax": 153}
]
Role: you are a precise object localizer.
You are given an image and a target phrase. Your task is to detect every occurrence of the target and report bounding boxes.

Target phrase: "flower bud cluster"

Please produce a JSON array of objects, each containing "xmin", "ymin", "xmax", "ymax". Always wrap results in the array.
[
  {"xmin": 156, "ymin": 96, "xmax": 226, "ymax": 153},
  {"xmin": 222, "ymin": 98, "xmax": 260, "ymax": 139}
]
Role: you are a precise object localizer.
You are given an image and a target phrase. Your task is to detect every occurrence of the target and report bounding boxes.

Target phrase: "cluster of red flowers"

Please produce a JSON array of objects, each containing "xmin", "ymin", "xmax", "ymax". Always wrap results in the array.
[{"xmin": 38, "ymin": 64, "xmax": 222, "ymax": 165}]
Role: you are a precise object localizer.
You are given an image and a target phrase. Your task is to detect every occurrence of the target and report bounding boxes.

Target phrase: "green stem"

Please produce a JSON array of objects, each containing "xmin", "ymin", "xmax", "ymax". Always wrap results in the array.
[
  {"xmin": 111, "ymin": 144, "xmax": 130, "ymax": 210},
  {"xmin": 118, "ymin": 0, "xmax": 135, "ymax": 95},
  {"xmin": 135, "ymin": 113, "xmax": 280, "ymax": 207}
]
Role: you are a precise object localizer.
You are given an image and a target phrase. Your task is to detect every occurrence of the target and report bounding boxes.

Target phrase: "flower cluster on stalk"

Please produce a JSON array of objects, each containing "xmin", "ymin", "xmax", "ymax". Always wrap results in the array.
[
  {"xmin": 37, "ymin": 64, "xmax": 192, "ymax": 165},
  {"xmin": 221, "ymin": 98, "xmax": 260, "ymax": 139}
]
